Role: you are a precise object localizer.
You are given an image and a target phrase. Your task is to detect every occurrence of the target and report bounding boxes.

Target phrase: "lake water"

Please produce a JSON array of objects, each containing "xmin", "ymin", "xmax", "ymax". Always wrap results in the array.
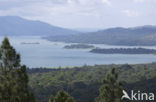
[{"xmin": 0, "ymin": 36, "xmax": 156, "ymax": 68}]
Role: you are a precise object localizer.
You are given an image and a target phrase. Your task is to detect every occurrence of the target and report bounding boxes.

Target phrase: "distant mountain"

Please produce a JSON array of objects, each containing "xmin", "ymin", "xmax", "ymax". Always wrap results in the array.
[
  {"xmin": 0, "ymin": 16, "xmax": 79, "ymax": 36},
  {"xmin": 45, "ymin": 25, "xmax": 156, "ymax": 46},
  {"xmin": 73, "ymin": 28, "xmax": 101, "ymax": 32}
]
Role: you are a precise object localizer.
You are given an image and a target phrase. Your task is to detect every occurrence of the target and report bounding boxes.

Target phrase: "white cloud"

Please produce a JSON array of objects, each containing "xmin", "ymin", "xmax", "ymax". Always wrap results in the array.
[
  {"xmin": 0, "ymin": 0, "xmax": 155, "ymax": 28},
  {"xmin": 0, "ymin": 0, "xmax": 112, "ymax": 17},
  {"xmin": 133, "ymin": 0, "xmax": 156, "ymax": 3},
  {"xmin": 101, "ymin": 0, "xmax": 112, "ymax": 6},
  {"xmin": 133, "ymin": 0, "xmax": 144, "ymax": 3},
  {"xmin": 122, "ymin": 10, "xmax": 139, "ymax": 17}
]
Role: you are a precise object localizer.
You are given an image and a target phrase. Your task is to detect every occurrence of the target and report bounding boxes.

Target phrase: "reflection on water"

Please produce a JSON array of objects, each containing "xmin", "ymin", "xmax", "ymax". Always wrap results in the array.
[{"xmin": 0, "ymin": 36, "xmax": 156, "ymax": 68}]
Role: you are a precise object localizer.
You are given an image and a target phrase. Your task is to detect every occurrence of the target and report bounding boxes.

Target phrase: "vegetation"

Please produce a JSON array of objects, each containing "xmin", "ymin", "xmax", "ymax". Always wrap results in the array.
[
  {"xmin": 45, "ymin": 26, "xmax": 156, "ymax": 46},
  {"xmin": 64, "ymin": 44, "xmax": 95, "ymax": 49},
  {"xmin": 48, "ymin": 90, "xmax": 76, "ymax": 102},
  {"xmin": 0, "ymin": 38, "xmax": 77, "ymax": 102},
  {"xmin": 1, "ymin": 37, "xmax": 156, "ymax": 102},
  {"xmin": 95, "ymin": 68, "xmax": 123, "ymax": 102},
  {"xmin": 0, "ymin": 38, "xmax": 36, "ymax": 102},
  {"xmin": 90, "ymin": 48, "xmax": 156, "ymax": 54},
  {"xmin": 28, "ymin": 63, "xmax": 156, "ymax": 102}
]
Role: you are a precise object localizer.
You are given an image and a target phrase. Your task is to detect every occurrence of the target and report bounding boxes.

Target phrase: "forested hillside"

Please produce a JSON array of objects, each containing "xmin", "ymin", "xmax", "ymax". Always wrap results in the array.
[
  {"xmin": 45, "ymin": 25, "xmax": 156, "ymax": 46},
  {"xmin": 28, "ymin": 63, "xmax": 156, "ymax": 102}
]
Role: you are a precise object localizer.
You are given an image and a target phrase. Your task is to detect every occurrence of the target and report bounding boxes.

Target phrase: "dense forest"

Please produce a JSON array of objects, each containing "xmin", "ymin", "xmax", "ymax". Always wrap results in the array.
[
  {"xmin": 90, "ymin": 48, "xmax": 156, "ymax": 54},
  {"xmin": 28, "ymin": 63, "xmax": 156, "ymax": 102}
]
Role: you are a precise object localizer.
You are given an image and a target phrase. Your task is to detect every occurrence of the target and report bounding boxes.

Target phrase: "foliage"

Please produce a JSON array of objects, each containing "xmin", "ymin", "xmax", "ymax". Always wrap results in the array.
[
  {"xmin": 49, "ymin": 90, "xmax": 75, "ymax": 102},
  {"xmin": 0, "ymin": 38, "xmax": 36, "ymax": 102},
  {"xmin": 95, "ymin": 68, "xmax": 123, "ymax": 102},
  {"xmin": 0, "ymin": 37, "xmax": 156, "ymax": 102},
  {"xmin": 64, "ymin": 44, "xmax": 95, "ymax": 49},
  {"xmin": 28, "ymin": 63, "xmax": 156, "ymax": 102},
  {"xmin": 90, "ymin": 48, "xmax": 156, "ymax": 54}
]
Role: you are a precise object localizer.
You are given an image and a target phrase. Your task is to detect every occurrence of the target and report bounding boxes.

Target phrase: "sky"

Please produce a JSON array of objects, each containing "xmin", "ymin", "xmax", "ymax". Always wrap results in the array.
[{"xmin": 0, "ymin": 0, "xmax": 155, "ymax": 29}]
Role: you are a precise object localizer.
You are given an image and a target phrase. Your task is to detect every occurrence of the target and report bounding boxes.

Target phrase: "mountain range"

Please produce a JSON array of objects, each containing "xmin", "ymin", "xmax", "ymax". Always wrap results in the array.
[
  {"xmin": 0, "ymin": 16, "xmax": 156, "ymax": 46},
  {"xmin": 0, "ymin": 16, "xmax": 79, "ymax": 36},
  {"xmin": 45, "ymin": 25, "xmax": 156, "ymax": 46}
]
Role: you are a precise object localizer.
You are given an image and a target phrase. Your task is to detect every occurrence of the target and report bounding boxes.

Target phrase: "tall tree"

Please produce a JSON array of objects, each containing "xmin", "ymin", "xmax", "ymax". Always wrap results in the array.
[
  {"xmin": 49, "ymin": 95, "xmax": 55, "ymax": 102},
  {"xmin": 0, "ymin": 37, "xmax": 36, "ymax": 102},
  {"xmin": 49, "ymin": 90, "xmax": 75, "ymax": 102},
  {"xmin": 95, "ymin": 68, "xmax": 123, "ymax": 102}
]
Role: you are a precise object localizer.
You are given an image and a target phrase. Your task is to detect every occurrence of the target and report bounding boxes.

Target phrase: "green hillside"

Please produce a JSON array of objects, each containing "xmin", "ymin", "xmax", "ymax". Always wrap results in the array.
[{"xmin": 28, "ymin": 63, "xmax": 156, "ymax": 102}]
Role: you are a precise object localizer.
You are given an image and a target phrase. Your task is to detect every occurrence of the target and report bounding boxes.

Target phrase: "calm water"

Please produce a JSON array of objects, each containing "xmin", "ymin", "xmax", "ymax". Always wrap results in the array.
[{"xmin": 0, "ymin": 36, "xmax": 156, "ymax": 68}]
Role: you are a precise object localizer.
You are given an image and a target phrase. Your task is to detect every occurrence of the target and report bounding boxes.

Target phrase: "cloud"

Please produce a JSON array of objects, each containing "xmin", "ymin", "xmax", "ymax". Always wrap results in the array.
[
  {"xmin": 133, "ymin": 0, "xmax": 156, "ymax": 3},
  {"xmin": 133, "ymin": 0, "xmax": 144, "ymax": 3},
  {"xmin": 0, "ymin": 0, "xmax": 111, "ymax": 18},
  {"xmin": 0, "ymin": 0, "xmax": 155, "ymax": 28},
  {"xmin": 122, "ymin": 10, "xmax": 139, "ymax": 17},
  {"xmin": 101, "ymin": 0, "xmax": 112, "ymax": 6}
]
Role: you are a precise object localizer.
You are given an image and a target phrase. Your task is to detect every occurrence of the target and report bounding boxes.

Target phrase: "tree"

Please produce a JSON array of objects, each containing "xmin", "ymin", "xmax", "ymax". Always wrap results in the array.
[
  {"xmin": 95, "ymin": 68, "xmax": 123, "ymax": 102},
  {"xmin": 0, "ymin": 37, "xmax": 36, "ymax": 102},
  {"xmin": 49, "ymin": 95, "xmax": 55, "ymax": 102},
  {"xmin": 49, "ymin": 90, "xmax": 76, "ymax": 102}
]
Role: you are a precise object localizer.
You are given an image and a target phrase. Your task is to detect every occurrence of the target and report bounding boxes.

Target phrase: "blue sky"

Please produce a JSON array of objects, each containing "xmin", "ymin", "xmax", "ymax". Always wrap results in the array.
[{"xmin": 0, "ymin": 0, "xmax": 155, "ymax": 29}]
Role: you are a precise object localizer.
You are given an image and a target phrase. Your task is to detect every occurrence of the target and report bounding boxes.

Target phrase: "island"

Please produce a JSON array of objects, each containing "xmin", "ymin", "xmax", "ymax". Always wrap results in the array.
[
  {"xmin": 20, "ymin": 42, "xmax": 40, "ymax": 45},
  {"xmin": 64, "ymin": 44, "xmax": 95, "ymax": 49},
  {"xmin": 90, "ymin": 48, "xmax": 156, "ymax": 54}
]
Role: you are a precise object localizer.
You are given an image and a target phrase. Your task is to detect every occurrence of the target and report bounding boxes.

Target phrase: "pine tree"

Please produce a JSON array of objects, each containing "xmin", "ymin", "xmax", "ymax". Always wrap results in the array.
[
  {"xmin": 49, "ymin": 95, "xmax": 55, "ymax": 102},
  {"xmin": 49, "ymin": 90, "xmax": 75, "ymax": 102},
  {"xmin": 0, "ymin": 37, "xmax": 36, "ymax": 102},
  {"xmin": 95, "ymin": 68, "xmax": 123, "ymax": 102}
]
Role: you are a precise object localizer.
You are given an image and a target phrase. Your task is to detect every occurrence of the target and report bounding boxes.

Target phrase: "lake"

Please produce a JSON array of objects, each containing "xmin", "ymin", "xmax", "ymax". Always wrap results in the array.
[{"xmin": 0, "ymin": 36, "xmax": 156, "ymax": 68}]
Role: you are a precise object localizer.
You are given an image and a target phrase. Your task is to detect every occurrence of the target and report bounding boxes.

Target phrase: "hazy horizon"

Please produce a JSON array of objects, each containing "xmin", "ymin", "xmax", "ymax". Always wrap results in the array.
[{"xmin": 1, "ymin": 15, "xmax": 156, "ymax": 31}]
